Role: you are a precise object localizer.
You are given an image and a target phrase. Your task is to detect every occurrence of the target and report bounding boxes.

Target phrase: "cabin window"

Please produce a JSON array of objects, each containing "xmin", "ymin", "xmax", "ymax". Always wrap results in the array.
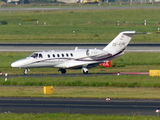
[
  {"xmin": 39, "ymin": 54, "xmax": 43, "ymax": 58},
  {"xmin": 53, "ymin": 54, "xmax": 55, "ymax": 57},
  {"xmin": 62, "ymin": 54, "xmax": 64, "ymax": 57},
  {"xmin": 57, "ymin": 54, "xmax": 60, "ymax": 57},
  {"xmin": 48, "ymin": 54, "xmax": 50, "ymax": 58},
  {"xmin": 66, "ymin": 53, "xmax": 69, "ymax": 57},
  {"xmin": 70, "ymin": 53, "xmax": 73, "ymax": 57}
]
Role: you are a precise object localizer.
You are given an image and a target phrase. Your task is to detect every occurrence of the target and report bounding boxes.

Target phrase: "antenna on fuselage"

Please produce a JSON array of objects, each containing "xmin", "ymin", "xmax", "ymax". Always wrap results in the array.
[{"xmin": 75, "ymin": 47, "xmax": 78, "ymax": 50}]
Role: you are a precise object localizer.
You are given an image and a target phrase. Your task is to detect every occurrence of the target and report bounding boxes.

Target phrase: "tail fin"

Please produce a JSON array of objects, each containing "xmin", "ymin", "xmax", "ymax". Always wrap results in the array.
[{"xmin": 103, "ymin": 31, "xmax": 135, "ymax": 55}]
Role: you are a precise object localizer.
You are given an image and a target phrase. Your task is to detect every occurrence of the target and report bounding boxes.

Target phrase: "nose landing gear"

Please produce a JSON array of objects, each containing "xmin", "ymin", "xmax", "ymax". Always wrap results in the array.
[
  {"xmin": 82, "ymin": 68, "xmax": 88, "ymax": 74},
  {"xmin": 24, "ymin": 69, "xmax": 30, "ymax": 75}
]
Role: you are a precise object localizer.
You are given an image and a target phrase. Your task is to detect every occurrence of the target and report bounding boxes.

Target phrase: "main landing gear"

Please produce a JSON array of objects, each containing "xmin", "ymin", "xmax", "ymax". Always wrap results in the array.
[
  {"xmin": 58, "ymin": 68, "xmax": 89, "ymax": 74},
  {"xmin": 24, "ymin": 69, "xmax": 30, "ymax": 75},
  {"xmin": 58, "ymin": 68, "xmax": 66, "ymax": 74}
]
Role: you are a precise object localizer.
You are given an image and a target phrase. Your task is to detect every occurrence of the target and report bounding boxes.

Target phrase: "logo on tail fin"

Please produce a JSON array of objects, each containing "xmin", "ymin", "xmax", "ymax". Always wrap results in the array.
[{"xmin": 120, "ymin": 35, "xmax": 124, "ymax": 40}]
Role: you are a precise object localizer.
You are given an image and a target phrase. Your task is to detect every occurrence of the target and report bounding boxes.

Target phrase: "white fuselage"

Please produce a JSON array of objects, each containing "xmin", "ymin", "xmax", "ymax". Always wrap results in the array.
[{"xmin": 11, "ymin": 48, "xmax": 123, "ymax": 69}]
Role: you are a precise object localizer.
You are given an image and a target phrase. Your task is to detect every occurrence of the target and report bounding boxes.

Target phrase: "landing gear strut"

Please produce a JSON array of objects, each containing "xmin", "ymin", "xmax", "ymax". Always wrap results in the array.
[
  {"xmin": 24, "ymin": 69, "xmax": 29, "ymax": 75},
  {"xmin": 58, "ymin": 68, "xmax": 66, "ymax": 74}
]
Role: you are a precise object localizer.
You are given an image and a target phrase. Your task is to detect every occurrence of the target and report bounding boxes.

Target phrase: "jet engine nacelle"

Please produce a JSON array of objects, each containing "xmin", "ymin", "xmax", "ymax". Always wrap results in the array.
[{"xmin": 86, "ymin": 49, "xmax": 108, "ymax": 57}]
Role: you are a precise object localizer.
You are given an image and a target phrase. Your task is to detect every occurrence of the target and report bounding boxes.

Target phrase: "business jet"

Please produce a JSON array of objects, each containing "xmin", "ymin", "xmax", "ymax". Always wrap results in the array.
[{"xmin": 11, "ymin": 31, "xmax": 136, "ymax": 75}]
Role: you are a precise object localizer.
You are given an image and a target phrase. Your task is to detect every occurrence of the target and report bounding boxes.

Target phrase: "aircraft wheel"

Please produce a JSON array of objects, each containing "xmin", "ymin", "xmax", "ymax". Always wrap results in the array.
[
  {"xmin": 61, "ymin": 69, "xmax": 66, "ymax": 74},
  {"xmin": 83, "ymin": 70, "xmax": 88, "ymax": 74},
  {"xmin": 24, "ymin": 69, "xmax": 29, "ymax": 75},
  {"xmin": 82, "ymin": 68, "xmax": 88, "ymax": 74},
  {"xmin": 58, "ymin": 68, "xmax": 66, "ymax": 74}
]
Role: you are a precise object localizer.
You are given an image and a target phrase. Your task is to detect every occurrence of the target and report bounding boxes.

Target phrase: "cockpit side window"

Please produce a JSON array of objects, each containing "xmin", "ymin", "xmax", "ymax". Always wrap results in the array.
[{"xmin": 48, "ymin": 54, "xmax": 50, "ymax": 58}]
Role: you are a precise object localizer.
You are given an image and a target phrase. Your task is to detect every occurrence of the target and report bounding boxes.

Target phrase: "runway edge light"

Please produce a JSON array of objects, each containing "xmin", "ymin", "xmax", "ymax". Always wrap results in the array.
[
  {"xmin": 106, "ymin": 97, "xmax": 110, "ymax": 101},
  {"xmin": 44, "ymin": 86, "xmax": 54, "ymax": 94},
  {"xmin": 156, "ymin": 108, "xmax": 160, "ymax": 113}
]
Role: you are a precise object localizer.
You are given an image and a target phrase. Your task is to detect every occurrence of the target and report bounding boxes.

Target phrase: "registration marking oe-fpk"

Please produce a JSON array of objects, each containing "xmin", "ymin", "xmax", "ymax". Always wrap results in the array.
[{"xmin": 112, "ymin": 42, "xmax": 125, "ymax": 47}]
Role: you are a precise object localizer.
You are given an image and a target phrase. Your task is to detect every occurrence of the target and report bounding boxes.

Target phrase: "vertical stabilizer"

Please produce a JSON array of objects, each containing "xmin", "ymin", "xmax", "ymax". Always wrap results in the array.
[{"xmin": 103, "ymin": 31, "xmax": 135, "ymax": 55}]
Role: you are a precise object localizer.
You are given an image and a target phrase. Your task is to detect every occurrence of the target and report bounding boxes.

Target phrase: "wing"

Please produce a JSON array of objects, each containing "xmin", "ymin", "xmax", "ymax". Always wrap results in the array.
[{"xmin": 54, "ymin": 60, "xmax": 101, "ymax": 69}]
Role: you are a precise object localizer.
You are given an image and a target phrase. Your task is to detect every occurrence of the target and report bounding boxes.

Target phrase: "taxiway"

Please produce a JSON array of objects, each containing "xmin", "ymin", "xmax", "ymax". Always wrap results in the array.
[{"xmin": 0, "ymin": 97, "xmax": 159, "ymax": 115}]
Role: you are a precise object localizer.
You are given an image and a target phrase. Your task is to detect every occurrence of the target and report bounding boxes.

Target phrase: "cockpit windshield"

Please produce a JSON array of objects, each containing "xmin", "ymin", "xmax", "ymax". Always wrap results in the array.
[
  {"xmin": 29, "ymin": 53, "xmax": 38, "ymax": 58},
  {"xmin": 29, "ymin": 53, "xmax": 43, "ymax": 59}
]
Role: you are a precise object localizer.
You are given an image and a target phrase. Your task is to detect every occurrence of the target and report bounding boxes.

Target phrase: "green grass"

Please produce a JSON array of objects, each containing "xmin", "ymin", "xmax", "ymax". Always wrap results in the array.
[
  {"xmin": 0, "ymin": 113, "xmax": 159, "ymax": 120},
  {"xmin": 0, "ymin": 86, "xmax": 160, "ymax": 99},
  {"xmin": 1, "ymin": 75, "xmax": 160, "ymax": 87},
  {"xmin": 0, "ymin": 9, "xmax": 160, "ymax": 43}
]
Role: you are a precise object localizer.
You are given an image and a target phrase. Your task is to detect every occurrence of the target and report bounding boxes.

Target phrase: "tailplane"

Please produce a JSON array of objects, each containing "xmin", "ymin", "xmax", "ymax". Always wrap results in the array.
[{"xmin": 103, "ymin": 31, "xmax": 135, "ymax": 55}]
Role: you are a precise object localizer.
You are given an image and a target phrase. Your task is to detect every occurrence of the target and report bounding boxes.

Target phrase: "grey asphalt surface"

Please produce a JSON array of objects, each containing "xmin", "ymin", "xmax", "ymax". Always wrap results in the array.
[
  {"xmin": 1, "ymin": 73, "xmax": 116, "ymax": 78},
  {"xmin": 0, "ymin": 97, "xmax": 160, "ymax": 115},
  {"xmin": 0, "ymin": 72, "xmax": 149, "ymax": 79},
  {"xmin": 0, "ymin": 43, "xmax": 159, "ymax": 52}
]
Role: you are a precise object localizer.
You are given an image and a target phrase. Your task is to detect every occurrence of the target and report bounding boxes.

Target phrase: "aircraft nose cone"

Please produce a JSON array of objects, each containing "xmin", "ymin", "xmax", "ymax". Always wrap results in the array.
[
  {"xmin": 11, "ymin": 62, "xmax": 19, "ymax": 67},
  {"xmin": 11, "ymin": 59, "xmax": 27, "ymax": 68}
]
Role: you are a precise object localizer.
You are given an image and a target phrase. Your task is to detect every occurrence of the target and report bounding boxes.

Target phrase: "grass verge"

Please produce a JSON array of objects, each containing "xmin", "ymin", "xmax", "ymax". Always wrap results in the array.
[
  {"xmin": 0, "ymin": 86, "xmax": 160, "ymax": 99},
  {"xmin": 0, "ymin": 113, "xmax": 159, "ymax": 120},
  {"xmin": 1, "ymin": 74, "xmax": 160, "ymax": 87}
]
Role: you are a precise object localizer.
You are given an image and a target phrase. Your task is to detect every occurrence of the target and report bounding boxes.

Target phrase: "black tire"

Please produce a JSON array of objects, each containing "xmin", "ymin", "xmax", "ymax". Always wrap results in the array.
[
  {"xmin": 61, "ymin": 69, "xmax": 66, "ymax": 74},
  {"xmin": 83, "ymin": 70, "xmax": 88, "ymax": 74}
]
